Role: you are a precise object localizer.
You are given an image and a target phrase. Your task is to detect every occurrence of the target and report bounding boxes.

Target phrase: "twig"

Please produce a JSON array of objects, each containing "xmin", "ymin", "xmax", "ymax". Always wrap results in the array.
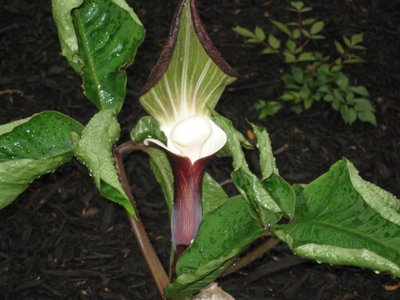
[
  {"xmin": 113, "ymin": 141, "xmax": 169, "ymax": 299},
  {"xmin": 222, "ymin": 236, "xmax": 280, "ymax": 277}
]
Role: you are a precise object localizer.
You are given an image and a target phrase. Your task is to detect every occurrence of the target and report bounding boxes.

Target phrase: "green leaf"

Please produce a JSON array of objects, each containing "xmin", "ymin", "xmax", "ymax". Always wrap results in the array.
[
  {"xmin": 301, "ymin": 29, "xmax": 311, "ymax": 38},
  {"xmin": 344, "ymin": 36, "xmax": 352, "ymax": 47},
  {"xmin": 299, "ymin": 86, "xmax": 311, "ymax": 101},
  {"xmin": 284, "ymin": 52, "xmax": 296, "ymax": 63},
  {"xmin": 257, "ymin": 100, "xmax": 283, "ymax": 118},
  {"xmin": 270, "ymin": 20, "xmax": 290, "ymax": 35},
  {"xmin": 352, "ymin": 45, "xmax": 367, "ymax": 50},
  {"xmin": 333, "ymin": 88, "xmax": 344, "ymax": 102},
  {"xmin": 255, "ymin": 26, "xmax": 266, "ymax": 41},
  {"xmin": 52, "ymin": 0, "xmax": 145, "ymax": 112},
  {"xmin": 130, "ymin": 115, "xmax": 167, "ymax": 145},
  {"xmin": 262, "ymin": 48, "xmax": 279, "ymax": 55},
  {"xmin": 302, "ymin": 18, "xmax": 317, "ymax": 25},
  {"xmin": 201, "ymin": 173, "xmax": 229, "ymax": 215},
  {"xmin": 351, "ymin": 33, "xmax": 364, "ymax": 45},
  {"xmin": 334, "ymin": 41, "xmax": 345, "ymax": 54},
  {"xmin": 358, "ymin": 111, "xmax": 377, "ymax": 126},
  {"xmin": 344, "ymin": 54, "xmax": 365, "ymax": 64},
  {"xmin": 336, "ymin": 74, "xmax": 349, "ymax": 90},
  {"xmin": 292, "ymin": 28, "xmax": 301, "ymax": 39},
  {"xmin": 268, "ymin": 34, "xmax": 281, "ymax": 49},
  {"xmin": 233, "ymin": 26, "xmax": 256, "ymax": 38},
  {"xmin": 165, "ymin": 196, "xmax": 264, "ymax": 299},
  {"xmin": 273, "ymin": 159, "xmax": 400, "ymax": 277},
  {"xmin": 262, "ymin": 173, "xmax": 296, "ymax": 218},
  {"xmin": 213, "ymin": 114, "xmax": 282, "ymax": 225},
  {"xmin": 310, "ymin": 21, "xmax": 324, "ymax": 35},
  {"xmin": 298, "ymin": 52, "xmax": 315, "ymax": 62},
  {"xmin": 340, "ymin": 106, "xmax": 357, "ymax": 124},
  {"xmin": 290, "ymin": 1, "xmax": 304, "ymax": 10},
  {"xmin": 291, "ymin": 104, "xmax": 303, "ymax": 114},
  {"xmin": 299, "ymin": 7, "xmax": 312, "ymax": 13},
  {"xmin": 51, "ymin": 0, "xmax": 84, "ymax": 72},
  {"xmin": 0, "ymin": 111, "xmax": 83, "ymax": 208},
  {"xmin": 354, "ymin": 98, "xmax": 373, "ymax": 112},
  {"xmin": 142, "ymin": 147, "xmax": 174, "ymax": 215},
  {"xmin": 286, "ymin": 39, "xmax": 297, "ymax": 53},
  {"xmin": 75, "ymin": 110, "xmax": 136, "ymax": 217},
  {"xmin": 291, "ymin": 67, "xmax": 304, "ymax": 83},
  {"xmin": 310, "ymin": 34, "xmax": 325, "ymax": 40},
  {"xmin": 350, "ymin": 86, "xmax": 369, "ymax": 97},
  {"xmin": 140, "ymin": 0, "xmax": 236, "ymax": 126},
  {"xmin": 251, "ymin": 123, "xmax": 278, "ymax": 180}
]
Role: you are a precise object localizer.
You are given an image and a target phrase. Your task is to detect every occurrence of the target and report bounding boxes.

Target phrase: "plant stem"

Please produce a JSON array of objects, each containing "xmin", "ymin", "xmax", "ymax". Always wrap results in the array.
[
  {"xmin": 222, "ymin": 236, "xmax": 280, "ymax": 277},
  {"xmin": 113, "ymin": 142, "xmax": 169, "ymax": 299}
]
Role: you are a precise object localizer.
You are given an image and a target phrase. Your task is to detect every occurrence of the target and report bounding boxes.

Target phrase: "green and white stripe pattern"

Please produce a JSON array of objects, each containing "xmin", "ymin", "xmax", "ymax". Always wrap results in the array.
[{"xmin": 140, "ymin": 0, "xmax": 236, "ymax": 130}]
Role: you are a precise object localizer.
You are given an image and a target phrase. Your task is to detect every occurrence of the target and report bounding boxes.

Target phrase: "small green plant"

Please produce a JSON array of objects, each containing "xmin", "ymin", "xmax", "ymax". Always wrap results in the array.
[{"xmin": 234, "ymin": 1, "xmax": 376, "ymax": 125}]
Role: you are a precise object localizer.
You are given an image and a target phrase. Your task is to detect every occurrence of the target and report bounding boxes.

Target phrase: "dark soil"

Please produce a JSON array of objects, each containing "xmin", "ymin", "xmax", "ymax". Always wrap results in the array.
[{"xmin": 1, "ymin": 0, "xmax": 400, "ymax": 299}]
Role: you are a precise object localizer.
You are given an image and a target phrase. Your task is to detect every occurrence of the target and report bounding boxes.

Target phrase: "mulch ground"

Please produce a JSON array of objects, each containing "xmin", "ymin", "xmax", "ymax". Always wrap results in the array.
[{"xmin": 1, "ymin": 0, "xmax": 399, "ymax": 299}]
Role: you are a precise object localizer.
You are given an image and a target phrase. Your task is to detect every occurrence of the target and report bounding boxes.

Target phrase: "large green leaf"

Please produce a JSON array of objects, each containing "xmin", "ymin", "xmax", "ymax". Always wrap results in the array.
[
  {"xmin": 140, "ymin": 0, "xmax": 236, "ymax": 126},
  {"xmin": 273, "ymin": 159, "xmax": 400, "ymax": 277},
  {"xmin": 52, "ymin": 0, "xmax": 145, "ymax": 111},
  {"xmin": 75, "ymin": 110, "xmax": 136, "ymax": 217},
  {"xmin": 0, "ymin": 111, "xmax": 83, "ymax": 208},
  {"xmin": 213, "ymin": 114, "xmax": 282, "ymax": 225},
  {"xmin": 165, "ymin": 196, "xmax": 264, "ymax": 299}
]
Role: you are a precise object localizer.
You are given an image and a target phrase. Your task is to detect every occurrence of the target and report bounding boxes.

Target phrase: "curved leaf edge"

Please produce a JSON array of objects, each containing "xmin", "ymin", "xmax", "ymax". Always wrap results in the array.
[{"xmin": 140, "ymin": 0, "xmax": 237, "ymax": 96}]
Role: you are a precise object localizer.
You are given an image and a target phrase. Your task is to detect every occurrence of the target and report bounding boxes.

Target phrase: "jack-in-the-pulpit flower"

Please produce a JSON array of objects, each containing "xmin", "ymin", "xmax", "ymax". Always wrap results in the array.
[
  {"xmin": 145, "ymin": 116, "xmax": 226, "ymax": 254},
  {"xmin": 139, "ymin": 0, "xmax": 237, "ymax": 255}
]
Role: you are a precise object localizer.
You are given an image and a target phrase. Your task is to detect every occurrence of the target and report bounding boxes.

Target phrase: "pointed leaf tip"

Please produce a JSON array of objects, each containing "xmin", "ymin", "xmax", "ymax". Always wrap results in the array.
[{"xmin": 140, "ymin": 0, "xmax": 237, "ymax": 126}]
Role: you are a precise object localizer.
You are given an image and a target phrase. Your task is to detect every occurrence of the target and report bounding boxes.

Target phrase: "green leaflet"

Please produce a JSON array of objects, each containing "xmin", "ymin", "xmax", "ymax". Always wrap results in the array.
[
  {"xmin": 262, "ymin": 173, "xmax": 296, "ymax": 218},
  {"xmin": 251, "ymin": 123, "xmax": 279, "ymax": 179},
  {"xmin": 143, "ymin": 147, "xmax": 174, "ymax": 215},
  {"xmin": 165, "ymin": 196, "xmax": 264, "ymax": 299},
  {"xmin": 52, "ymin": 0, "xmax": 145, "ymax": 111},
  {"xmin": 131, "ymin": 116, "xmax": 229, "ymax": 217},
  {"xmin": 0, "ymin": 111, "xmax": 83, "ymax": 208},
  {"xmin": 213, "ymin": 114, "xmax": 282, "ymax": 225},
  {"xmin": 140, "ymin": 0, "xmax": 236, "ymax": 126},
  {"xmin": 130, "ymin": 116, "xmax": 167, "ymax": 145},
  {"xmin": 252, "ymin": 123, "xmax": 296, "ymax": 217},
  {"xmin": 273, "ymin": 159, "xmax": 400, "ymax": 277},
  {"xmin": 347, "ymin": 160, "xmax": 400, "ymax": 226},
  {"xmin": 52, "ymin": 0, "xmax": 84, "ymax": 72},
  {"xmin": 201, "ymin": 173, "xmax": 229, "ymax": 215},
  {"xmin": 75, "ymin": 110, "xmax": 136, "ymax": 217}
]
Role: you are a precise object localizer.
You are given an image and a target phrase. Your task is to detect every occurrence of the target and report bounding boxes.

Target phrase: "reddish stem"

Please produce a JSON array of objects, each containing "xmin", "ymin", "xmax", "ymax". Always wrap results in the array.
[{"xmin": 113, "ymin": 142, "xmax": 169, "ymax": 299}]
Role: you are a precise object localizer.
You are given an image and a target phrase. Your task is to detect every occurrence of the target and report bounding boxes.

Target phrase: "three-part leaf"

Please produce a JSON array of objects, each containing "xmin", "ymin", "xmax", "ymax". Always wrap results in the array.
[
  {"xmin": 0, "ymin": 112, "xmax": 83, "ymax": 208},
  {"xmin": 52, "ymin": 0, "xmax": 145, "ymax": 111},
  {"xmin": 273, "ymin": 159, "xmax": 400, "ymax": 277}
]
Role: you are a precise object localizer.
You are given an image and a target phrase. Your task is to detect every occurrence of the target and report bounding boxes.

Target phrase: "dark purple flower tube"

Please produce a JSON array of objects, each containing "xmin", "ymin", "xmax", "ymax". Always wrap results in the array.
[{"xmin": 168, "ymin": 153, "xmax": 210, "ymax": 256}]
